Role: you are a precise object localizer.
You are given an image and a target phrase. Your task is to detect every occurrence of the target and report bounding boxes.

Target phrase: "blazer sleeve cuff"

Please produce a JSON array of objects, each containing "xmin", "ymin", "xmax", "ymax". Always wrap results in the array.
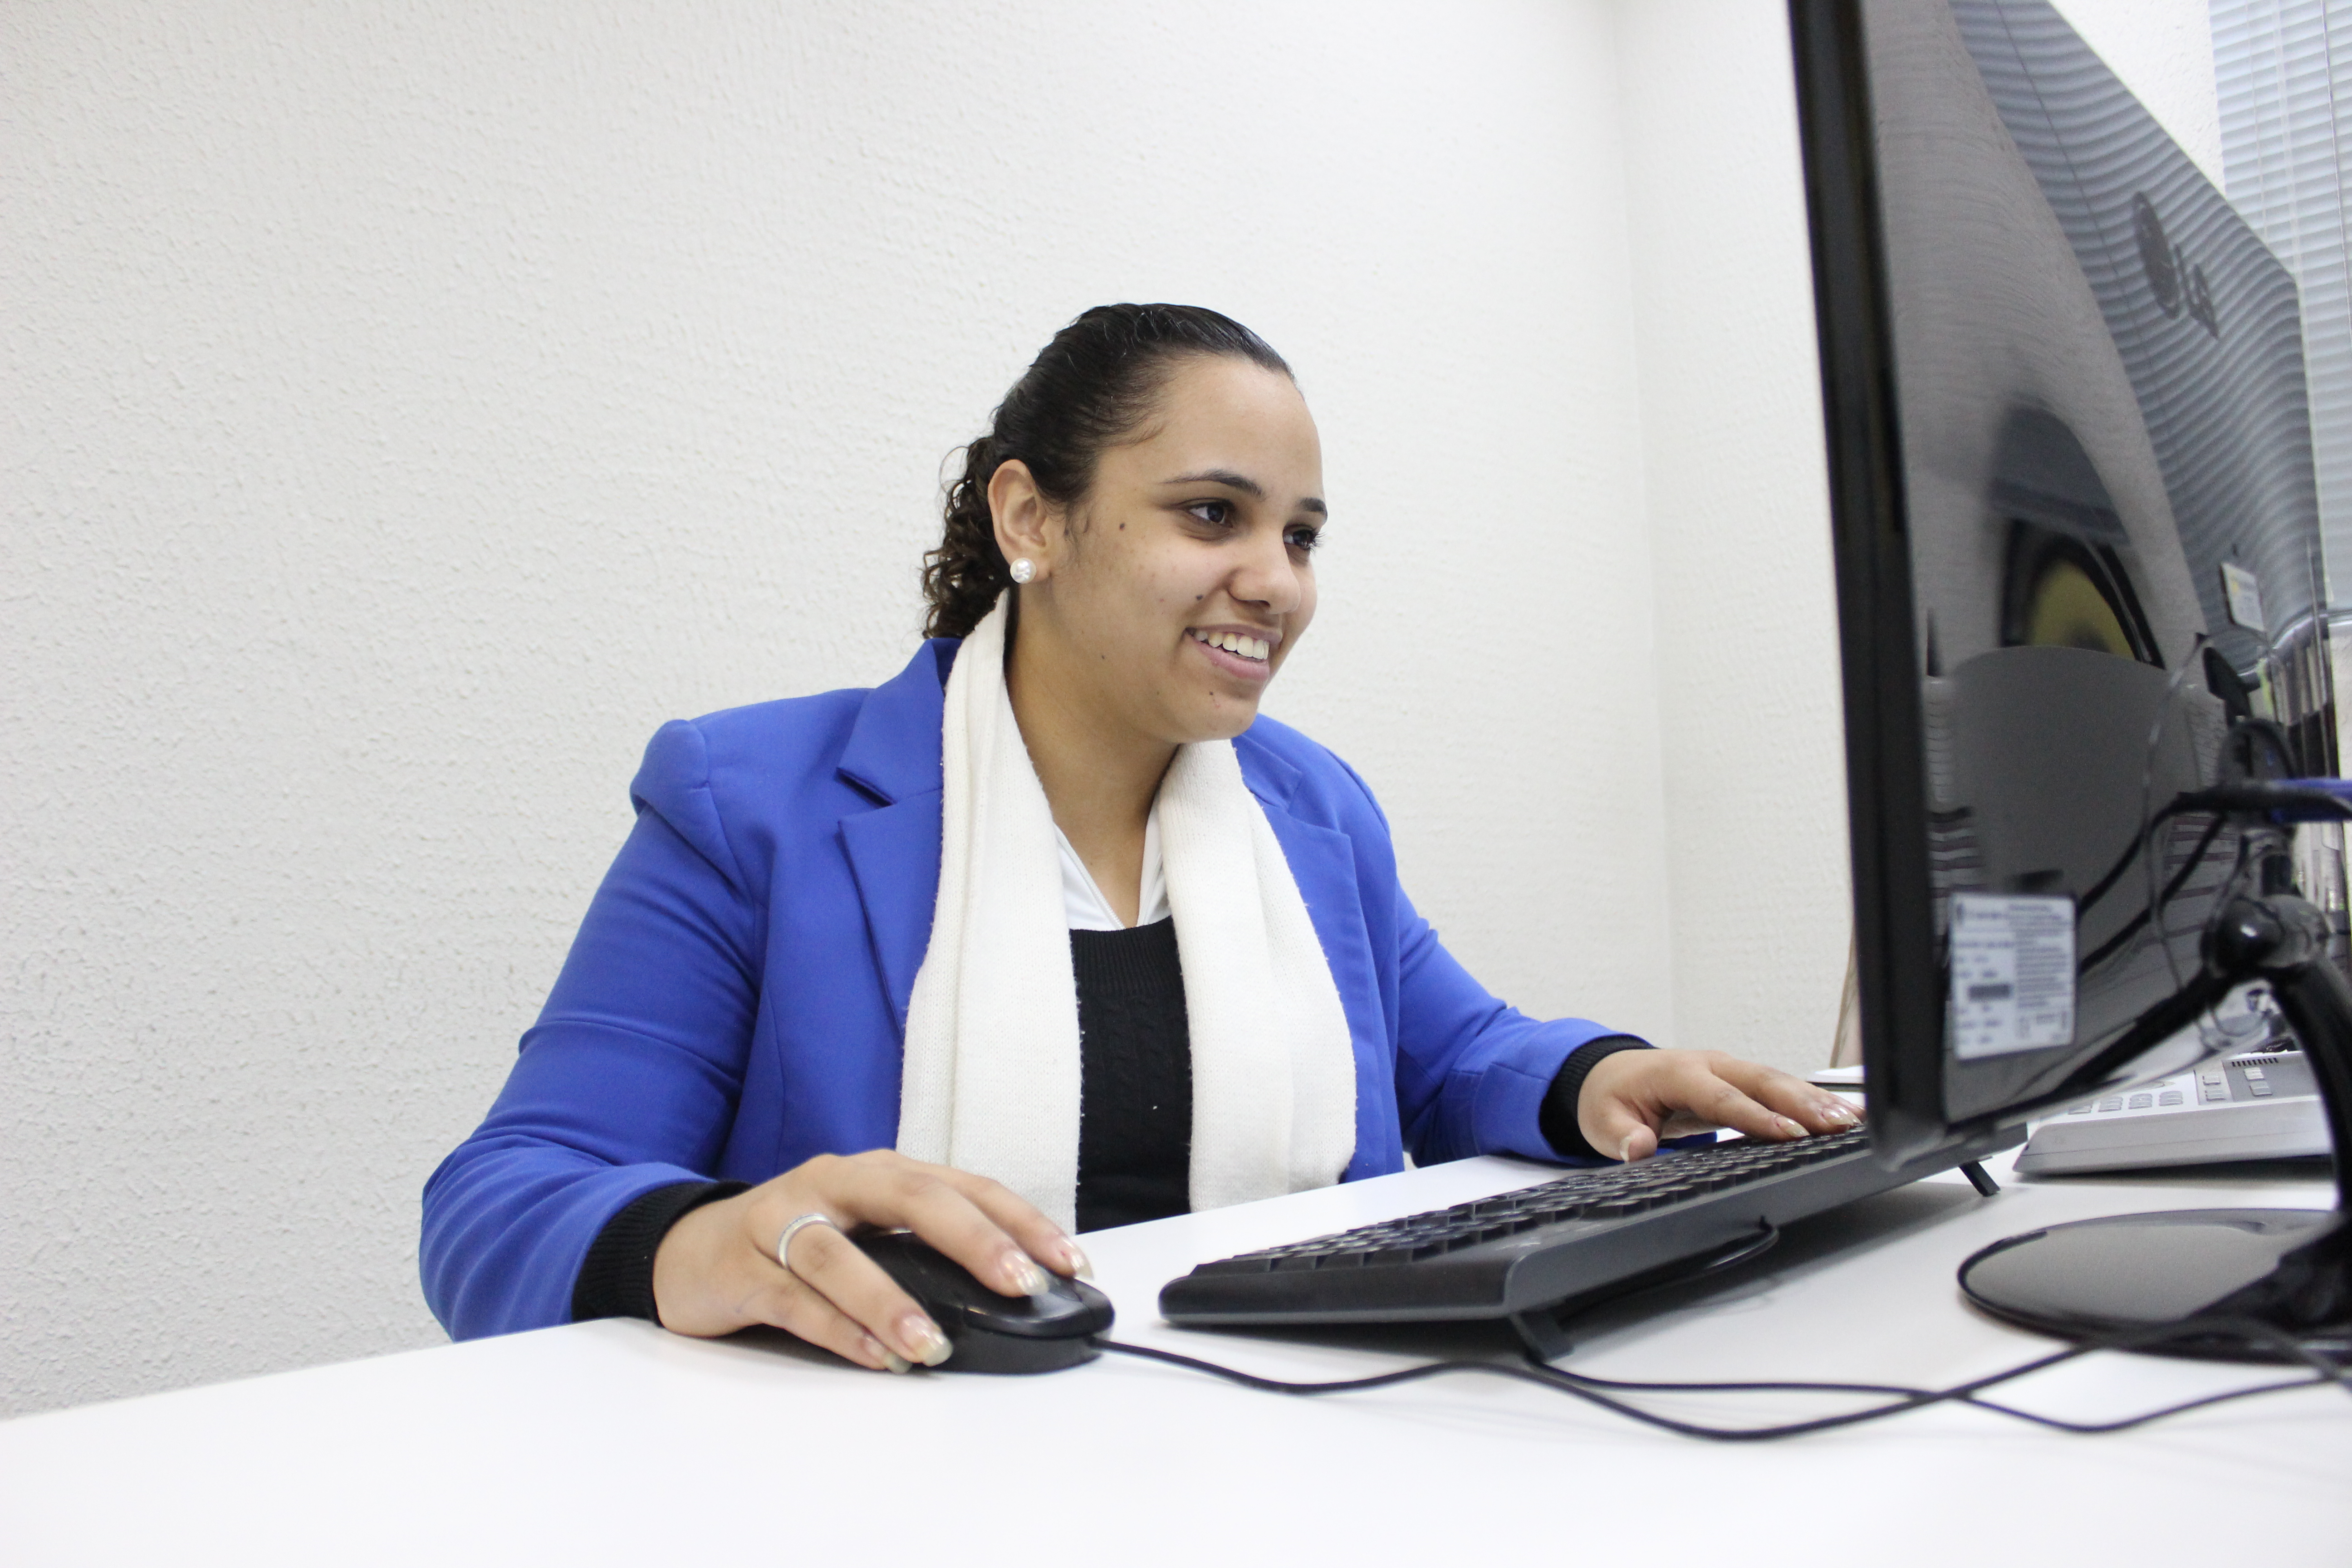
[
  {"xmin": 570, "ymin": 1179, "xmax": 750, "ymax": 1325},
  {"xmin": 1537, "ymin": 1036, "xmax": 1656, "ymax": 1160},
  {"xmin": 1465, "ymin": 1017, "xmax": 1646, "ymax": 1164}
]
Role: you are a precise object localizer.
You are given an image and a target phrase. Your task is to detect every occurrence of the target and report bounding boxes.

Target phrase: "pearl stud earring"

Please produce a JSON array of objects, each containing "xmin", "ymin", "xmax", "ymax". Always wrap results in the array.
[{"xmin": 1009, "ymin": 558, "xmax": 1036, "ymax": 584}]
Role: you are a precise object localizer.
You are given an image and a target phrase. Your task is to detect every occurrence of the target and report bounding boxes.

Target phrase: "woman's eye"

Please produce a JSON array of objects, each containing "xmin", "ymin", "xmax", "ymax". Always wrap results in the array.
[
  {"xmin": 1286, "ymin": 524, "xmax": 1323, "ymax": 553},
  {"xmin": 1185, "ymin": 500, "xmax": 1233, "ymax": 527}
]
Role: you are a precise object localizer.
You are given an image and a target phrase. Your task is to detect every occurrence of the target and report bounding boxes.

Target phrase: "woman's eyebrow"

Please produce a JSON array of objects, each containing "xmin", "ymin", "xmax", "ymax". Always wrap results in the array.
[
  {"xmin": 1161, "ymin": 467, "xmax": 1264, "ymax": 496},
  {"xmin": 1161, "ymin": 469, "xmax": 1327, "ymax": 515}
]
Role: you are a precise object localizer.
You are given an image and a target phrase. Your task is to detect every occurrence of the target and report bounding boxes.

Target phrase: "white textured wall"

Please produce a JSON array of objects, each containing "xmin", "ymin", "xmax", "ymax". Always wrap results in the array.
[
  {"xmin": 1612, "ymin": 0, "xmax": 1852, "ymax": 1073},
  {"xmin": 2, "ymin": 0, "xmax": 1669, "ymax": 1418},
  {"xmin": 2, "ymin": 0, "xmax": 2233, "ymax": 1424}
]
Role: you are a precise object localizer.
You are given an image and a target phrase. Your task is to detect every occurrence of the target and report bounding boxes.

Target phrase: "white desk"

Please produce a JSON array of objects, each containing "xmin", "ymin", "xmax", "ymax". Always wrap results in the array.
[{"xmin": 3, "ymin": 1149, "xmax": 2346, "ymax": 1567}]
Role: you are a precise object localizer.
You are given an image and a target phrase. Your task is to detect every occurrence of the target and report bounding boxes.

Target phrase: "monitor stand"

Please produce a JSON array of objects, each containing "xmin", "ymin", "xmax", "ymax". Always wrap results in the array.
[{"xmin": 1958, "ymin": 891, "xmax": 2352, "ymax": 1364}]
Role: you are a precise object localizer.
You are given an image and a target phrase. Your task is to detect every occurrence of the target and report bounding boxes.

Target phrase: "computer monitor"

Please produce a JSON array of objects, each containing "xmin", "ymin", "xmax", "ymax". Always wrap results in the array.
[{"xmin": 1788, "ymin": 0, "xmax": 2352, "ymax": 1357}]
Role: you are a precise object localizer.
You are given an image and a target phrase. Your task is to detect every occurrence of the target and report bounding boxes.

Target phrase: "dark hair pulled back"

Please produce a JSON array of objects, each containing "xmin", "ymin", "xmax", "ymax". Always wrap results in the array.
[{"xmin": 921, "ymin": 303, "xmax": 1292, "ymax": 639}]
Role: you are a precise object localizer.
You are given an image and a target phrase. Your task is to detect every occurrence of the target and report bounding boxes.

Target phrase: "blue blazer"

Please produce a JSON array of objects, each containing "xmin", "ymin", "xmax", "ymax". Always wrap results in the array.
[{"xmin": 421, "ymin": 639, "xmax": 1626, "ymax": 1339}]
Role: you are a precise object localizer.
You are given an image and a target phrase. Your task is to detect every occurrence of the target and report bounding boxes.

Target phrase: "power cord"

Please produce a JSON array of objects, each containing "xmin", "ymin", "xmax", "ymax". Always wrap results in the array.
[{"xmin": 1096, "ymin": 1317, "xmax": 2351, "ymax": 1442}]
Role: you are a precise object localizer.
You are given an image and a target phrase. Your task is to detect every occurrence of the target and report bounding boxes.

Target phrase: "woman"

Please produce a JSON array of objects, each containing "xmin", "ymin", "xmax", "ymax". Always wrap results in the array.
[{"xmin": 421, "ymin": 304, "xmax": 1857, "ymax": 1372}]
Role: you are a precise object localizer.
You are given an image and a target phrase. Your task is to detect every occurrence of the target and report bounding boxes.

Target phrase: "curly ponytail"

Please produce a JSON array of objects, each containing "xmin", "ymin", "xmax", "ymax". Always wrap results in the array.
[
  {"xmin": 923, "ymin": 434, "xmax": 1011, "ymax": 643},
  {"xmin": 921, "ymin": 304, "xmax": 1292, "ymax": 639}
]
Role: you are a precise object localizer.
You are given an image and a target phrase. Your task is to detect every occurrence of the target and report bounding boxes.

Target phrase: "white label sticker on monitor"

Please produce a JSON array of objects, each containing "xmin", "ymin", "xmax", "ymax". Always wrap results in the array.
[
  {"xmin": 1949, "ymin": 893, "xmax": 2076, "ymax": 1058},
  {"xmin": 2220, "ymin": 561, "xmax": 2266, "ymax": 632}
]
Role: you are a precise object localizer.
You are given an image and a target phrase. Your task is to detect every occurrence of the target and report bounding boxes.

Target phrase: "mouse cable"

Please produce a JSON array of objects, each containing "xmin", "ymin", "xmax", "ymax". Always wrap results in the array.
[{"xmin": 1095, "ymin": 1315, "xmax": 2351, "ymax": 1442}]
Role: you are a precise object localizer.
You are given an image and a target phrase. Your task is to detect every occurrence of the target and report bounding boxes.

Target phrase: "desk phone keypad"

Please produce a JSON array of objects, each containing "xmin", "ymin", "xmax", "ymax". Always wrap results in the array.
[{"xmin": 2057, "ymin": 1051, "xmax": 2312, "ymax": 1122}]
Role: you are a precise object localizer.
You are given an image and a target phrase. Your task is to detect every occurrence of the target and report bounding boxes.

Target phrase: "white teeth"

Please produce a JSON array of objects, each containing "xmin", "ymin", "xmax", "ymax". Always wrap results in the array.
[{"xmin": 1194, "ymin": 628, "xmax": 1269, "ymax": 662}]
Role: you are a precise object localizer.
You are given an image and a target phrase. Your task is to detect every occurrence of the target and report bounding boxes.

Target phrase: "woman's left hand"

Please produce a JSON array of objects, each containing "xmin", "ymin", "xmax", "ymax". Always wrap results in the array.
[{"xmin": 1578, "ymin": 1049, "xmax": 1860, "ymax": 1163}]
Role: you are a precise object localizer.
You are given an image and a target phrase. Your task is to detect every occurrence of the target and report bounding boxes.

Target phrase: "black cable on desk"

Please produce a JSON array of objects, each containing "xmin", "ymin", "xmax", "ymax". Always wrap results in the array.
[{"xmin": 1097, "ymin": 1316, "xmax": 2350, "ymax": 1442}]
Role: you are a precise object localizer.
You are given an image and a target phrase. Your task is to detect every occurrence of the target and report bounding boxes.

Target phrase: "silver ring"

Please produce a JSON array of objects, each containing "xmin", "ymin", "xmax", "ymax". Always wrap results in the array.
[{"xmin": 775, "ymin": 1212, "xmax": 839, "ymax": 1276}]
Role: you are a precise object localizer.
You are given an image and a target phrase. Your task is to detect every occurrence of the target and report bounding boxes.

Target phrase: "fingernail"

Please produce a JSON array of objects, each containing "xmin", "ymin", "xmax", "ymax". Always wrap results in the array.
[
  {"xmin": 900, "ymin": 1314, "xmax": 952, "ymax": 1367},
  {"xmin": 1062, "ymin": 1242, "xmax": 1094, "ymax": 1281},
  {"xmin": 874, "ymin": 1340, "xmax": 912, "ymax": 1375},
  {"xmin": 1617, "ymin": 1135, "xmax": 1639, "ymax": 1163},
  {"xmin": 1822, "ymin": 1101, "xmax": 1859, "ymax": 1126},
  {"xmin": 1005, "ymin": 1255, "xmax": 1052, "ymax": 1297},
  {"xmin": 1776, "ymin": 1115, "xmax": 1808, "ymax": 1138}
]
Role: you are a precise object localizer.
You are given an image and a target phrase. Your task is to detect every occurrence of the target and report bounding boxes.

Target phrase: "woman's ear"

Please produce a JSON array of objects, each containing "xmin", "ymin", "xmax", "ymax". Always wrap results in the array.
[{"xmin": 988, "ymin": 459, "xmax": 1057, "ymax": 583}]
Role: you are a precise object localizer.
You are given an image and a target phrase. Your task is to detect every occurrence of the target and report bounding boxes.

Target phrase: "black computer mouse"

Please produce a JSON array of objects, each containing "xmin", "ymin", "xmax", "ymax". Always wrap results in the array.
[{"xmin": 853, "ymin": 1230, "xmax": 1115, "ymax": 1374}]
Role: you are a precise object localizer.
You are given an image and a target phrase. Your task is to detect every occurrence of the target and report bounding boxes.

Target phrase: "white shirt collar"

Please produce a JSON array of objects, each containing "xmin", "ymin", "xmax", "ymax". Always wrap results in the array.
[{"xmin": 1056, "ymin": 798, "xmax": 1170, "ymax": 931}]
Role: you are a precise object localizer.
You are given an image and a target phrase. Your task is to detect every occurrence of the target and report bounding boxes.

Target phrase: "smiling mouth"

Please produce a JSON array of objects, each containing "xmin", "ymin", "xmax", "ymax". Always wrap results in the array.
[{"xmin": 1189, "ymin": 627, "xmax": 1272, "ymax": 663}]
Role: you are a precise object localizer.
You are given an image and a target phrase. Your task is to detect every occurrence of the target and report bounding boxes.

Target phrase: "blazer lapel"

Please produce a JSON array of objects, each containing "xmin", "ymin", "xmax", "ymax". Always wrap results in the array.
[
  {"xmin": 1260, "ymin": 808, "xmax": 1374, "ymax": 1010},
  {"xmin": 836, "ymin": 639, "xmax": 959, "ymax": 1036},
  {"xmin": 841, "ymin": 799, "xmax": 942, "ymax": 1036},
  {"xmin": 1239, "ymin": 733, "xmax": 1378, "ymax": 1046}
]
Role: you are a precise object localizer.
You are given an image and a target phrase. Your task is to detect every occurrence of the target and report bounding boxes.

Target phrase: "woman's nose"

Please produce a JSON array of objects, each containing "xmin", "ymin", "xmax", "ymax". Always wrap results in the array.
[{"xmin": 1230, "ymin": 530, "xmax": 1303, "ymax": 613}]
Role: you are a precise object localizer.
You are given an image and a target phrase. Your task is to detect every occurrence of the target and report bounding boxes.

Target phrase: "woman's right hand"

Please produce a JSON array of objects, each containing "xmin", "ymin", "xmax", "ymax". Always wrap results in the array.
[{"xmin": 649, "ymin": 1150, "xmax": 1089, "ymax": 1371}]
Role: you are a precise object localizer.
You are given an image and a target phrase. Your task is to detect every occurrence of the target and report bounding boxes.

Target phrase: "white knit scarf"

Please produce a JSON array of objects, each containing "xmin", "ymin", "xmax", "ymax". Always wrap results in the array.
[{"xmin": 896, "ymin": 599, "xmax": 1359, "ymax": 1231}]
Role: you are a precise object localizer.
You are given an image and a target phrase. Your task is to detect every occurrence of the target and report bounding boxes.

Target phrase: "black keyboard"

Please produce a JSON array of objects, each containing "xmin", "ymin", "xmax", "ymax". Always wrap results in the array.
[{"xmin": 1161, "ymin": 1127, "xmax": 1984, "ymax": 1337}]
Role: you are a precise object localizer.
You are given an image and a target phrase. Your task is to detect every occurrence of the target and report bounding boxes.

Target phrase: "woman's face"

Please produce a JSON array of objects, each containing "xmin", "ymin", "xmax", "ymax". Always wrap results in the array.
[{"xmin": 1002, "ymin": 355, "xmax": 1324, "ymax": 748}]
